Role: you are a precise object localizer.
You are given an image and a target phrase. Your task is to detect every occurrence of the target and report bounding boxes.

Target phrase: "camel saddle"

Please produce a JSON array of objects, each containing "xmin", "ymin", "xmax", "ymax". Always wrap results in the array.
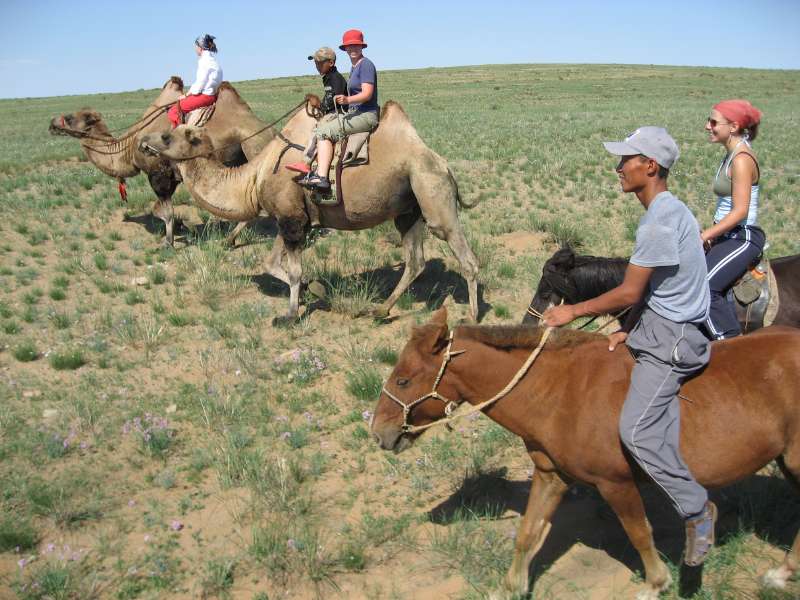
[
  {"xmin": 733, "ymin": 258, "xmax": 779, "ymax": 331},
  {"xmin": 184, "ymin": 104, "xmax": 216, "ymax": 127},
  {"xmin": 304, "ymin": 128, "xmax": 374, "ymax": 217}
]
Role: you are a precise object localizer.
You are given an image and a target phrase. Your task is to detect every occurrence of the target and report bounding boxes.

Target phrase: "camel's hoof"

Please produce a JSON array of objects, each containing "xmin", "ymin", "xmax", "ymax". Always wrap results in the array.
[
  {"xmin": 307, "ymin": 280, "xmax": 326, "ymax": 300},
  {"xmin": 369, "ymin": 305, "xmax": 391, "ymax": 320},
  {"xmin": 160, "ymin": 238, "xmax": 174, "ymax": 250},
  {"xmin": 635, "ymin": 589, "xmax": 662, "ymax": 600},
  {"xmin": 272, "ymin": 315, "xmax": 299, "ymax": 328},
  {"xmin": 762, "ymin": 566, "xmax": 791, "ymax": 589}
]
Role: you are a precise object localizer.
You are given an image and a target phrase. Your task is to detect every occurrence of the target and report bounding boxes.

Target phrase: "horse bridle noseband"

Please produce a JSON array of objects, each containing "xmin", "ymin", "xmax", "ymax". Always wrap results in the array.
[{"xmin": 381, "ymin": 331, "xmax": 465, "ymax": 433}]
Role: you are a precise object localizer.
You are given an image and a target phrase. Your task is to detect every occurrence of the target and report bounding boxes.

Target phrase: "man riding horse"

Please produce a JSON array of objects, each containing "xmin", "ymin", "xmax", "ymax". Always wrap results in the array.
[{"xmin": 544, "ymin": 127, "xmax": 717, "ymax": 567}]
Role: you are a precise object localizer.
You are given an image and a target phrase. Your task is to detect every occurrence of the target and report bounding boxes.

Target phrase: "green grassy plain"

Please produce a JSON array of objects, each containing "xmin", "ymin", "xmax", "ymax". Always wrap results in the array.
[{"xmin": 1, "ymin": 63, "xmax": 799, "ymax": 599}]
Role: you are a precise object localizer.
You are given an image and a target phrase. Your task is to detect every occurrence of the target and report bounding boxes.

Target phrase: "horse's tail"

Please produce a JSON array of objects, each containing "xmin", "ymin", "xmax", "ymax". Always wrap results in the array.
[{"xmin": 450, "ymin": 167, "xmax": 478, "ymax": 209}]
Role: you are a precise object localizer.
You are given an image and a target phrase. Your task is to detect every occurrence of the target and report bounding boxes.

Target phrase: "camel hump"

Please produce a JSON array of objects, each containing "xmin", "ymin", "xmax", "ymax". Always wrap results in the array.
[
  {"xmin": 380, "ymin": 100, "xmax": 409, "ymax": 122},
  {"xmin": 165, "ymin": 76, "xmax": 184, "ymax": 90},
  {"xmin": 217, "ymin": 82, "xmax": 241, "ymax": 98}
]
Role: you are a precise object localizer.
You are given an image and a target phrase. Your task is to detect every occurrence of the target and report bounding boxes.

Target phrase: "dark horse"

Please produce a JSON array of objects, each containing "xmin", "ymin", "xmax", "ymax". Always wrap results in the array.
[
  {"xmin": 371, "ymin": 308, "xmax": 800, "ymax": 599},
  {"xmin": 524, "ymin": 246, "xmax": 800, "ymax": 331}
]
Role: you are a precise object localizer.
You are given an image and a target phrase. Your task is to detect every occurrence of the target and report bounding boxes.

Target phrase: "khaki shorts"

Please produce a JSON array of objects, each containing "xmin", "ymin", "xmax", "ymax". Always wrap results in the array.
[{"xmin": 314, "ymin": 110, "xmax": 378, "ymax": 142}]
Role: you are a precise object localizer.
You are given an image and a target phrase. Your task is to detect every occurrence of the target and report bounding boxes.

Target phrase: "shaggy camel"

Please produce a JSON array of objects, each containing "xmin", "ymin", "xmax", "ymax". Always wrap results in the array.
[
  {"xmin": 139, "ymin": 98, "xmax": 480, "ymax": 322},
  {"xmin": 49, "ymin": 78, "xmax": 275, "ymax": 246}
]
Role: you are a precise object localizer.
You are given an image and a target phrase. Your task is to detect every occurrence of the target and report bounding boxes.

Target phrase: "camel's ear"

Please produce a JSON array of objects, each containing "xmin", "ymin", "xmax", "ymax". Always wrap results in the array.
[{"xmin": 305, "ymin": 93, "xmax": 321, "ymax": 108}]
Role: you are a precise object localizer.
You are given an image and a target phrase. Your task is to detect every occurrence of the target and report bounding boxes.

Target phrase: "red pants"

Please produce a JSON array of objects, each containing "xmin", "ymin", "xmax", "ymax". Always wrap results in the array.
[{"xmin": 167, "ymin": 94, "xmax": 216, "ymax": 127}]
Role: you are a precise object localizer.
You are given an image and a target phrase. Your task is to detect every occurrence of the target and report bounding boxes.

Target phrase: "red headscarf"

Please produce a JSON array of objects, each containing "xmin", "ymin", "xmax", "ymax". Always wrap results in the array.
[{"xmin": 713, "ymin": 99, "xmax": 762, "ymax": 129}]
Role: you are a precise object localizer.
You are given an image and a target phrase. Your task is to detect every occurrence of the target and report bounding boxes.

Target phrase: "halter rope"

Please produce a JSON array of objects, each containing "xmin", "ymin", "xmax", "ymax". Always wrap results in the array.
[
  {"xmin": 141, "ymin": 100, "xmax": 307, "ymax": 161},
  {"xmin": 382, "ymin": 325, "xmax": 555, "ymax": 434}
]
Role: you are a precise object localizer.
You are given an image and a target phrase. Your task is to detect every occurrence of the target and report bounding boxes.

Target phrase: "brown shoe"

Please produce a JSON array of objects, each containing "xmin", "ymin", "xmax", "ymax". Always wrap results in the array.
[{"xmin": 684, "ymin": 501, "xmax": 717, "ymax": 566}]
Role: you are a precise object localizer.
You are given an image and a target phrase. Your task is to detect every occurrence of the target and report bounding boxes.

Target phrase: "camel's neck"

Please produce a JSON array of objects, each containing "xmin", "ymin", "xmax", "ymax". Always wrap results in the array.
[
  {"xmin": 80, "ymin": 132, "xmax": 139, "ymax": 179},
  {"xmin": 177, "ymin": 156, "xmax": 260, "ymax": 221}
]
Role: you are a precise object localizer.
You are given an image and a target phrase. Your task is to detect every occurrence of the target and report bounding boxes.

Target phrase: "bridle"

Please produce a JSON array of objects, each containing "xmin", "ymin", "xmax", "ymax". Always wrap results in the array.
[
  {"xmin": 381, "ymin": 331, "xmax": 465, "ymax": 433},
  {"xmin": 382, "ymin": 326, "xmax": 555, "ymax": 434}
]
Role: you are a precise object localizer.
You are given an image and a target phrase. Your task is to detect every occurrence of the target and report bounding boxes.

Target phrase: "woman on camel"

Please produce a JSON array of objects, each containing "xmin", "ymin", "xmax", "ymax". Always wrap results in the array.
[
  {"xmin": 302, "ymin": 29, "xmax": 379, "ymax": 201},
  {"xmin": 701, "ymin": 99, "xmax": 765, "ymax": 340},
  {"xmin": 167, "ymin": 34, "xmax": 223, "ymax": 128}
]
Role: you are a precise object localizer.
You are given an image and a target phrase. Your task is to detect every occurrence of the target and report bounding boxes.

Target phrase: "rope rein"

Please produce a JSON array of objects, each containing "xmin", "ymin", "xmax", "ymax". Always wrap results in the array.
[
  {"xmin": 382, "ymin": 326, "xmax": 555, "ymax": 434},
  {"xmin": 147, "ymin": 100, "xmax": 308, "ymax": 162}
]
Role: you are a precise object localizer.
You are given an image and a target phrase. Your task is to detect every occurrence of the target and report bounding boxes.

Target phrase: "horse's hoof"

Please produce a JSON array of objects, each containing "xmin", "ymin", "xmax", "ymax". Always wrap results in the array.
[
  {"xmin": 762, "ymin": 566, "xmax": 791, "ymax": 589},
  {"xmin": 307, "ymin": 280, "xmax": 326, "ymax": 300},
  {"xmin": 272, "ymin": 315, "xmax": 298, "ymax": 328}
]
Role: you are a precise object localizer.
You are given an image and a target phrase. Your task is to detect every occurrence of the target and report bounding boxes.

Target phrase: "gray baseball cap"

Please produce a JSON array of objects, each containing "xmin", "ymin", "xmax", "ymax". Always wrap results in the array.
[
  {"xmin": 603, "ymin": 126, "xmax": 680, "ymax": 169},
  {"xmin": 308, "ymin": 47, "xmax": 336, "ymax": 62}
]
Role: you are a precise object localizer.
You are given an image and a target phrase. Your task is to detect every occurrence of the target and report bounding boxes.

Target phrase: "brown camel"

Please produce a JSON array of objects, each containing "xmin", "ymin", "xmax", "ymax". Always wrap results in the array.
[
  {"xmin": 138, "ymin": 99, "xmax": 480, "ymax": 322},
  {"xmin": 49, "ymin": 78, "xmax": 275, "ymax": 246}
]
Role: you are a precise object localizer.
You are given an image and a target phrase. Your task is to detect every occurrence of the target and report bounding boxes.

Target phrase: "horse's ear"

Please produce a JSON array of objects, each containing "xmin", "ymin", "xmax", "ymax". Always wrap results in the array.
[
  {"xmin": 430, "ymin": 306, "xmax": 448, "ymax": 326},
  {"xmin": 549, "ymin": 247, "xmax": 575, "ymax": 270},
  {"xmin": 411, "ymin": 308, "xmax": 449, "ymax": 354}
]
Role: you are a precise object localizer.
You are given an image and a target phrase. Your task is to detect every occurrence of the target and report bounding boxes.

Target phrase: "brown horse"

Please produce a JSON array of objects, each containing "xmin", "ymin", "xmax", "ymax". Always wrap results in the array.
[{"xmin": 371, "ymin": 308, "xmax": 800, "ymax": 599}]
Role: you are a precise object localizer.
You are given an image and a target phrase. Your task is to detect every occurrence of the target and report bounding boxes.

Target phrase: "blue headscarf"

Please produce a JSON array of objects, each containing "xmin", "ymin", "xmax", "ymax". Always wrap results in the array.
[{"xmin": 195, "ymin": 34, "xmax": 217, "ymax": 52}]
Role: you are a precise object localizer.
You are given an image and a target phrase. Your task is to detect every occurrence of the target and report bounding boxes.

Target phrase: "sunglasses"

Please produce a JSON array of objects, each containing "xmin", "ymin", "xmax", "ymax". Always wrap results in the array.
[{"xmin": 707, "ymin": 117, "xmax": 730, "ymax": 127}]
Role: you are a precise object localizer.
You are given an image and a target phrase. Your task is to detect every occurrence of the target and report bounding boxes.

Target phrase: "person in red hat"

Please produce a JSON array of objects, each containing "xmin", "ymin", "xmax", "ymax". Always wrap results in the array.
[
  {"xmin": 301, "ymin": 28, "xmax": 379, "ymax": 201},
  {"xmin": 701, "ymin": 99, "xmax": 765, "ymax": 340},
  {"xmin": 168, "ymin": 34, "xmax": 223, "ymax": 128}
]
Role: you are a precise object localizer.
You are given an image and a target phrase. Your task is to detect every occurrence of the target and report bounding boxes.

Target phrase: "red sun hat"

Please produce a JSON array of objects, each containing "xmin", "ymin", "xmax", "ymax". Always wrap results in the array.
[{"xmin": 340, "ymin": 29, "xmax": 367, "ymax": 50}]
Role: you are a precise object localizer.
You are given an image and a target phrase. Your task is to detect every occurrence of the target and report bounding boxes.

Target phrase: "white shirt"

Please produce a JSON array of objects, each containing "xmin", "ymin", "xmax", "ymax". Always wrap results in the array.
[{"xmin": 188, "ymin": 50, "xmax": 223, "ymax": 96}]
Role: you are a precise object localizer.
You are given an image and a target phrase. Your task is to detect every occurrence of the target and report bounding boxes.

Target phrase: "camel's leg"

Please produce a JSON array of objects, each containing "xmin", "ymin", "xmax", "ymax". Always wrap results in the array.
[
  {"xmin": 445, "ymin": 226, "xmax": 480, "ymax": 322},
  {"xmin": 273, "ymin": 217, "xmax": 307, "ymax": 323},
  {"xmin": 495, "ymin": 460, "xmax": 570, "ymax": 599},
  {"xmin": 411, "ymin": 167, "xmax": 480, "ymax": 322},
  {"xmin": 147, "ymin": 168, "xmax": 179, "ymax": 247},
  {"xmin": 763, "ymin": 454, "xmax": 800, "ymax": 589},
  {"xmin": 225, "ymin": 220, "xmax": 250, "ymax": 248},
  {"xmin": 375, "ymin": 212, "xmax": 426, "ymax": 318},
  {"xmin": 152, "ymin": 197, "xmax": 175, "ymax": 247},
  {"xmin": 262, "ymin": 235, "xmax": 290, "ymax": 286},
  {"xmin": 595, "ymin": 480, "xmax": 672, "ymax": 600},
  {"xmin": 281, "ymin": 241, "xmax": 303, "ymax": 321}
]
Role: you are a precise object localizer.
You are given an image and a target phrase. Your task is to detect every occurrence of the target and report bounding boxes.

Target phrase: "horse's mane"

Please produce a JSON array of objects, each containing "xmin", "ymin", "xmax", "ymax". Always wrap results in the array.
[
  {"xmin": 164, "ymin": 75, "xmax": 184, "ymax": 90},
  {"xmin": 456, "ymin": 324, "xmax": 602, "ymax": 351},
  {"xmin": 544, "ymin": 247, "xmax": 627, "ymax": 301}
]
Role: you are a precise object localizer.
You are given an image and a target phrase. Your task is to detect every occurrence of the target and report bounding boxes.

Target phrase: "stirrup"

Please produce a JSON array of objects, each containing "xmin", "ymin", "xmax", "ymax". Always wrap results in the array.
[{"xmin": 285, "ymin": 162, "xmax": 311, "ymax": 174}]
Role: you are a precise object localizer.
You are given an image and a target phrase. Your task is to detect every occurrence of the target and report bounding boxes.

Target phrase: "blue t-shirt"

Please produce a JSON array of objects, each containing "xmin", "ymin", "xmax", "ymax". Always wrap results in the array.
[
  {"xmin": 348, "ymin": 57, "xmax": 378, "ymax": 113},
  {"xmin": 629, "ymin": 191, "xmax": 710, "ymax": 323}
]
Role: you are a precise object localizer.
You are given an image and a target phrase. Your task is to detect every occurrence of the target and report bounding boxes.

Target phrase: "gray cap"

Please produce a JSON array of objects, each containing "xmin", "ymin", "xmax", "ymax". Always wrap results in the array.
[
  {"xmin": 308, "ymin": 47, "xmax": 336, "ymax": 62},
  {"xmin": 603, "ymin": 126, "xmax": 680, "ymax": 169}
]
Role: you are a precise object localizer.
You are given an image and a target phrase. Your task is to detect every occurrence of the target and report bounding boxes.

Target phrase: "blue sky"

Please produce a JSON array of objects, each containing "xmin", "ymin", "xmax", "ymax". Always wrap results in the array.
[{"xmin": 1, "ymin": 0, "xmax": 799, "ymax": 99}]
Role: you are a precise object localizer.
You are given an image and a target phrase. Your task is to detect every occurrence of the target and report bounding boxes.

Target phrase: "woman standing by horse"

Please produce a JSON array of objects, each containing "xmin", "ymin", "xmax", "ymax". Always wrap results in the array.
[
  {"xmin": 702, "ymin": 99, "xmax": 765, "ymax": 340},
  {"xmin": 167, "ymin": 34, "xmax": 223, "ymax": 128}
]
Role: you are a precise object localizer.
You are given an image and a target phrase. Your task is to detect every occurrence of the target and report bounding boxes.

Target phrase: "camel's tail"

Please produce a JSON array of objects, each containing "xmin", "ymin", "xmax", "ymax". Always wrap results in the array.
[{"xmin": 449, "ymin": 167, "xmax": 479, "ymax": 209}]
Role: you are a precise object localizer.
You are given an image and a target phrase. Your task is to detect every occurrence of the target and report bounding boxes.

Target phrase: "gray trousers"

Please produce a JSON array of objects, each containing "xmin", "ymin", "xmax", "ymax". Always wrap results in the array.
[{"xmin": 620, "ymin": 308, "xmax": 710, "ymax": 519}]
